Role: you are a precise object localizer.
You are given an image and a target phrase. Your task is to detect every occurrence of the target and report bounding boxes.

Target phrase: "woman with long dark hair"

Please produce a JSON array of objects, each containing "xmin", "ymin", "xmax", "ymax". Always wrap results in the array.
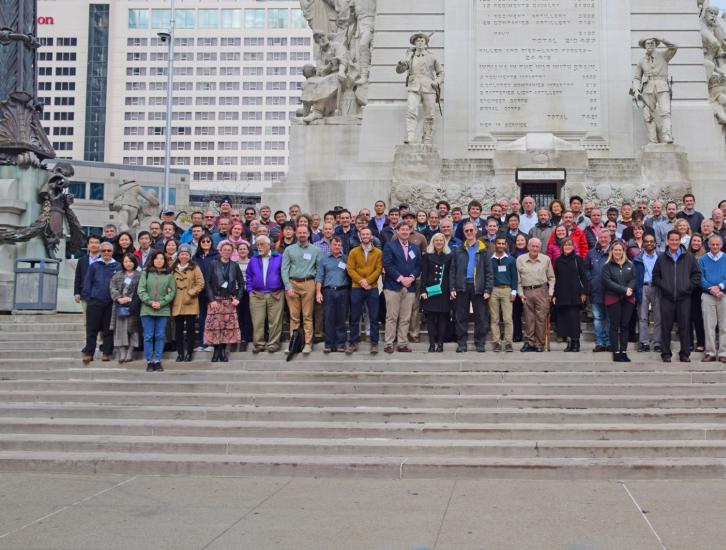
[
  {"xmin": 137, "ymin": 251, "xmax": 176, "ymax": 372},
  {"xmin": 552, "ymin": 238, "xmax": 588, "ymax": 352},
  {"xmin": 204, "ymin": 241, "xmax": 245, "ymax": 362},
  {"xmin": 113, "ymin": 231, "xmax": 136, "ymax": 263},
  {"xmin": 171, "ymin": 244, "xmax": 205, "ymax": 362},
  {"xmin": 602, "ymin": 241, "xmax": 636, "ymax": 362},
  {"xmin": 109, "ymin": 253, "xmax": 141, "ymax": 362},
  {"xmin": 193, "ymin": 233, "xmax": 218, "ymax": 351}
]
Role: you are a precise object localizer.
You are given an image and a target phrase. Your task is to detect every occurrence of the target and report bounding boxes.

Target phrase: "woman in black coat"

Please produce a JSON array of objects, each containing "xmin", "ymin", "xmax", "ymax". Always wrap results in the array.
[
  {"xmin": 420, "ymin": 233, "xmax": 453, "ymax": 352},
  {"xmin": 602, "ymin": 240, "xmax": 637, "ymax": 363},
  {"xmin": 553, "ymin": 238, "xmax": 588, "ymax": 352}
]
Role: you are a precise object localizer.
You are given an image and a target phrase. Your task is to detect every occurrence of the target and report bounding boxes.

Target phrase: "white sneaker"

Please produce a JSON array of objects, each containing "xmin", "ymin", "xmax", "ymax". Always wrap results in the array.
[
  {"xmin": 302, "ymin": 344, "xmax": 312, "ymax": 355},
  {"xmin": 202, "ymin": 346, "xmax": 213, "ymax": 352},
  {"xmin": 193, "ymin": 346, "xmax": 205, "ymax": 352}
]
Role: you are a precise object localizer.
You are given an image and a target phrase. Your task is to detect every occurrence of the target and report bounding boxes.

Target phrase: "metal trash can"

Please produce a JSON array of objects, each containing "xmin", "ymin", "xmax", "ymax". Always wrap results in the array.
[{"xmin": 13, "ymin": 258, "xmax": 61, "ymax": 311}]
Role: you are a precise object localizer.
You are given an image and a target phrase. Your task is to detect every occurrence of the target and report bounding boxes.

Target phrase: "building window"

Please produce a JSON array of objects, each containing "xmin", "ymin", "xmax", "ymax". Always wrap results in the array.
[
  {"xmin": 267, "ymin": 52, "xmax": 287, "ymax": 61},
  {"xmin": 221, "ymin": 9, "xmax": 242, "ymax": 28},
  {"xmin": 195, "ymin": 112, "xmax": 216, "ymax": 121},
  {"xmin": 291, "ymin": 52, "xmax": 310, "ymax": 61},
  {"xmin": 53, "ymin": 112, "xmax": 75, "ymax": 121},
  {"xmin": 128, "ymin": 9, "xmax": 149, "ymax": 28},
  {"xmin": 265, "ymin": 156, "xmax": 286, "ymax": 166},
  {"xmin": 126, "ymin": 67, "xmax": 146, "ymax": 76},
  {"xmin": 89, "ymin": 182, "xmax": 104, "ymax": 201},
  {"xmin": 175, "ymin": 9, "xmax": 195, "ymax": 29},
  {"xmin": 268, "ymin": 9, "xmax": 288, "ymax": 29},
  {"xmin": 218, "ymin": 127, "xmax": 238, "ymax": 135},
  {"xmin": 219, "ymin": 112, "xmax": 239, "ymax": 120},
  {"xmin": 194, "ymin": 142, "xmax": 214, "ymax": 150},
  {"xmin": 221, "ymin": 37, "xmax": 241, "ymax": 47},
  {"xmin": 244, "ymin": 37, "xmax": 264, "ymax": 46},
  {"xmin": 268, "ymin": 37, "xmax": 288, "ymax": 47},
  {"xmin": 217, "ymin": 172, "xmax": 238, "ymax": 181},
  {"xmin": 197, "ymin": 67, "xmax": 217, "ymax": 76},
  {"xmin": 266, "ymin": 81, "xmax": 287, "ymax": 91},
  {"xmin": 197, "ymin": 52, "xmax": 217, "ymax": 62},
  {"xmin": 265, "ymin": 142, "xmax": 286, "ymax": 150},
  {"xmin": 243, "ymin": 67, "xmax": 263, "ymax": 76},
  {"xmin": 242, "ymin": 112, "xmax": 262, "ymax": 121},
  {"xmin": 241, "ymin": 142, "xmax": 262, "ymax": 150},
  {"xmin": 240, "ymin": 156, "xmax": 262, "ymax": 165},
  {"xmin": 193, "ymin": 172, "xmax": 214, "ymax": 181},
  {"xmin": 244, "ymin": 9, "xmax": 265, "ymax": 29},
  {"xmin": 291, "ymin": 9, "xmax": 307, "ymax": 29},
  {"xmin": 243, "ymin": 52, "xmax": 264, "ymax": 61},
  {"xmin": 123, "ymin": 157, "xmax": 143, "ymax": 165},
  {"xmin": 38, "ymin": 82, "xmax": 51, "ymax": 90},
  {"xmin": 52, "ymin": 127, "xmax": 74, "ymax": 136},
  {"xmin": 219, "ymin": 97, "xmax": 239, "ymax": 106},
  {"xmin": 196, "ymin": 81, "xmax": 216, "ymax": 91},
  {"xmin": 151, "ymin": 9, "xmax": 171, "ymax": 29},
  {"xmin": 221, "ymin": 67, "xmax": 240, "ymax": 76},
  {"xmin": 267, "ymin": 67, "xmax": 287, "ymax": 76},
  {"xmin": 55, "ymin": 52, "xmax": 76, "ymax": 61},
  {"xmin": 197, "ymin": 37, "xmax": 217, "ymax": 47},
  {"xmin": 195, "ymin": 127, "xmax": 215, "ymax": 135},
  {"xmin": 243, "ymin": 82, "xmax": 263, "ymax": 91},
  {"xmin": 59, "ymin": 37, "xmax": 77, "ymax": 46},
  {"xmin": 68, "ymin": 181, "xmax": 86, "ymax": 199},
  {"xmin": 127, "ymin": 37, "xmax": 148, "ymax": 47},
  {"xmin": 291, "ymin": 37, "xmax": 311, "ymax": 47},
  {"xmin": 175, "ymin": 37, "xmax": 194, "ymax": 47},
  {"xmin": 220, "ymin": 52, "xmax": 240, "ymax": 62},
  {"xmin": 55, "ymin": 67, "xmax": 77, "ymax": 76},
  {"xmin": 241, "ymin": 172, "xmax": 262, "ymax": 181},
  {"xmin": 39, "ymin": 37, "xmax": 53, "ymax": 46},
  {"xmin": 220, "ymin": 82, "xmax": 240, "ymax": 91},
  {"xmin": 55, "ymin": 82, "xmax": 76, "ymax": 91},
  {"xmin": 242, "ymin": 97, "xmax": 263, "ymax": 106},
  {"xmin": 198, "ymin": 9, "xmax": 218, "ymax": 29}
]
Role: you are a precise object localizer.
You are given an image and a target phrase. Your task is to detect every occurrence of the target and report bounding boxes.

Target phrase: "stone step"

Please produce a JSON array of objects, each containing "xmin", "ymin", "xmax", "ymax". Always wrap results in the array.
[
  {"xmin": 5, "ymin": 379, "xmax": 726, "ymax": 397},
  {"xmin": 3, "ymin": 403, "xmax": 726, "ymax": 423},
  {"xmin": 2, "ymin": 389, "xmax": 726, "ymax": 408},
  {"xmin": 0, "ymin": 354, "xmax": 710, "ymax": 371},
  {"xmin": 1, "ymin": 417, "xmax": 725, "ymax": 441},
  {"xmin": 2, "ymin": 368, "xmax": 719, "ymax": 384},
  {"xmin": 0, "ymin": 450, "xmax": 722, "ymax": 479},
  {"xmin": 4, "ymin": 434, "xmax": 726, "ymax": 460},
  {"xmin": 0, "ymin": 332, "xmax": 84, "ymax": 342},
  {"xmin": 0, "ymin": 324, "xmax": 85, "ymax": 333}
]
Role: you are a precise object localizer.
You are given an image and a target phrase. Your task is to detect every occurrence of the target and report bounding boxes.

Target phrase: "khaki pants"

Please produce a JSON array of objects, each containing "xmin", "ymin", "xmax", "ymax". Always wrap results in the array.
[
  {"xmin": 384, "ymin": 288, "xmax": 416, "ymax": 347},
  {"xmin": 489, "ymin": 286, "xmax": 514, "ymax": 344},
  {"xmin": 250, "ymin": 290, "xmax": 284, "ymax": 350},
  {"xmin": 285, "ymin": 279, "xmax": 316, "ymax": 345},
  {"xmin": 523, "ymin": 286, "xmax": 550, "ymax": 348},
  {"xmin": 702, "ymin": 293, "xmax": 726, "ymax": 358}
]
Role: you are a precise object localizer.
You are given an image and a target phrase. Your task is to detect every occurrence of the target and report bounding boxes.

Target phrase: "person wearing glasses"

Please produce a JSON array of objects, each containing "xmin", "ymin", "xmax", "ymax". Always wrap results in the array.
[
  {"xmin": 193, "ymin": 234, "xmax": 219, "ymax": 352},
  {"xmin": 80, "ymin": 241, "xmax": 122, "ymax": 364},
  {"xmin": 633, "ymin": 234, "xmax": 662, "ymax": 353}
]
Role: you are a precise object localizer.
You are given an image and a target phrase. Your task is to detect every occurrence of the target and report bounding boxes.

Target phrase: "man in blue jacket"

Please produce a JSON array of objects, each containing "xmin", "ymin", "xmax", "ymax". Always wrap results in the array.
[
  {"xmin": 80, "ymin": 241, "xmax": 121, "ymax": 364},
  {"xmin": 73, "ymin": 234, "xmax": 102, "ymax": 312},
  {"xmin": 585, "ymin": 230, "xmax": 612, "ymax": 352},
  {"xmin": 382, "ymin": 223, "xmax": 422, "ymax": 353}
]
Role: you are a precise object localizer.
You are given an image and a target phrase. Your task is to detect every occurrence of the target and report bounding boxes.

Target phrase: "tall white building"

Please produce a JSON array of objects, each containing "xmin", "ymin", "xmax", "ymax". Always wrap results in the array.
[{"xmin": 37, "ymin": 0, "xmax": 313, "ymax": 197}]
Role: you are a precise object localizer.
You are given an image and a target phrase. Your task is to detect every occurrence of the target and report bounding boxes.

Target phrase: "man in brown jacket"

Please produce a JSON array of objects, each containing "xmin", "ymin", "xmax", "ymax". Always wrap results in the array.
[{"xmin": 346, "ymin": 228, "xmax": 383, "ymax": 353}]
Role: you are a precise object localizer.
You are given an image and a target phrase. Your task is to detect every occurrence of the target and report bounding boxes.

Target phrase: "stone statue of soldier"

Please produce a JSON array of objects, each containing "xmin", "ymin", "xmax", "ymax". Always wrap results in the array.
[
  {"xmin": 632, "ymin": 36, "xmax": 678, "ymax": 144},
  {"xmin": 396, "ymin": 32, "xmax": 443, "ymax": 145},
  {"xmin": 110, "ymin": 180, "xmax": 160, "ymax": 233}
]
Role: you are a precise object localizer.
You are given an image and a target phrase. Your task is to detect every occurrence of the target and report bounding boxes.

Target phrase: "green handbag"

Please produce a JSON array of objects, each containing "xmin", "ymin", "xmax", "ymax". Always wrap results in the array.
[{"xmin": 425, "ymin": 264, "xmax": 445, "ymax": 297}]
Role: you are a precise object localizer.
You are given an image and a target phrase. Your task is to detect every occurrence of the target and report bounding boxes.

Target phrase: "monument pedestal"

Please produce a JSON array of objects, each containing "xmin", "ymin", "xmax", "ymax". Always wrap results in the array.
[
  {"xmin": 640, "ymin": 143, "xmax": 691, "ymax": 199},
  {"xmin": 390, "ymin": 145, "xmax": 442, "ymax": 207}
]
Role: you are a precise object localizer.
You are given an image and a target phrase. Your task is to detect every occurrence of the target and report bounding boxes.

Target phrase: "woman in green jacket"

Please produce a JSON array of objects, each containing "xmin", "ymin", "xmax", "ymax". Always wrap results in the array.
[{"xmin": 137, "ymin": 251, "xmax": 177, "ymax": 372}]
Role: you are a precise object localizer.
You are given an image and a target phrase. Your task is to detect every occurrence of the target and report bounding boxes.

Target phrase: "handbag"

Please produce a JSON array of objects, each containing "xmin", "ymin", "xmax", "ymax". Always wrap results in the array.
[
  {"xmin": 425, "ymin": 263, "xmax": 445, "ymax": 297},
  {"xmin": 116, "ymin": 304, "xmax": 132, "ymax": 318}
]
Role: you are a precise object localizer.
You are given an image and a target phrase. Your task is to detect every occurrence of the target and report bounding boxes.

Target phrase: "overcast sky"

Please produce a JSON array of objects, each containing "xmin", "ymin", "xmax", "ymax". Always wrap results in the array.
[{"xmin": 713, "ymin": 0, "xmax": 726, "ymax": 8}]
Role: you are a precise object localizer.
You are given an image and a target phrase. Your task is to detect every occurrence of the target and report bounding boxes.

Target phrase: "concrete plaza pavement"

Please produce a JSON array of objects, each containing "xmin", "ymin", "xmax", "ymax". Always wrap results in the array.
[{"xmin": 0, "ymin": 474, "xmax": 723, "ymax": 549}]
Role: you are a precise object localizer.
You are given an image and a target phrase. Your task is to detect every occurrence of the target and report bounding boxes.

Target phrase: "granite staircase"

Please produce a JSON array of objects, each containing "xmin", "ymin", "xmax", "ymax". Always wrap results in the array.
[{"xmin": 0, "ymin": 313, "xmax": 725, "ymax": 479}]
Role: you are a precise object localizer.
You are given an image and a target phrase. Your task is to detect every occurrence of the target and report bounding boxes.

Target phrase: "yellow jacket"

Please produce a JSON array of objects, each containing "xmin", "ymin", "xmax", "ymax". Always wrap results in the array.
[{"xmin": 347, "ymin": 245, "xmax": 383, "ymax": 288}]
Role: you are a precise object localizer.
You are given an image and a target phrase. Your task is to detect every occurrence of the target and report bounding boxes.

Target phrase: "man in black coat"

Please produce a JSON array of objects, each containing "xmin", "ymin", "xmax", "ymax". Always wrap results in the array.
[
  {"xmin": 652, "ymin": 230, "xmax": 702, "ymax": 363},
  {"xmin": 73, "ymin": 234, "xmax": 102, "ymax": 311}
]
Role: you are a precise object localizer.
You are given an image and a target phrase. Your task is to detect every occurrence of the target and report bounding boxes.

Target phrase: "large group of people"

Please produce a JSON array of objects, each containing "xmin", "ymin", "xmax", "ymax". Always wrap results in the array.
[{"xmin": 73, "ymin": 193, "xmax": 726, "ymax": 371}]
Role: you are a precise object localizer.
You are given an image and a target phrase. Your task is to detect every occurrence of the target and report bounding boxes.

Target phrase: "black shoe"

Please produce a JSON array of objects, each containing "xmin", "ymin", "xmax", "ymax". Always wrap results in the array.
[
  {"xmin": 637, "ymin": 343, "xmax": 650, "ymax": 353},
  {"xmin": 184, "ymin": 352, "xmax": 192, "ymax": 362},
  {"xmin": 220, "ymin": 347, "xmax": 229, "ymax": 362},
  {"xmin": 456, "ymin": 344, "xmax": 467, "ymax": 353},
  {"xmin": 175, "ymin": 353, "xmax": 184, "ymax": 362},
  {"xmin": 146, "ymin": 362, "xmax": 154, "ymax": 372},
  {"xmin": 239, "ymin": 341, "xmax": 248, "ymax": 352},
  {"xmin": 613, "ymin": 352, "xmax": 621, "ymax": 362},
  {"xmin": 535, "ymin": 346, "xmax": 544, "ymax": 352},
  {"xmin": 476, "ymin": 344, "xmax": 486, "ymax": 353},
  {"xmin": 436, "ymin": 344, "xmax": 444, "ymax": 352},
  {"xmin": 428, "ymin": 343, "xmax": 436, "ymax": 353},
  {"xmin": 654, "ymin": 344, "xmax": 662, "ymax": 353},
  {"xmin": 211, "ymin": 348, "xmax": 220, "ymax": 363},
  {"xmin": 572, "ymin": 339, "xmax": 580, "ymax": 352},
  {"xmin": 520, "ymin": 343, "xmax": 534, "ymax": 352},
  {"xmin": 621, "ymin": 352, "xmax": 631, "ymax": 363},
  {"xmin": 154, "ymin": 362, "xmax": 164, "ymax": 372},
  {"xmin": 564, "ymin": 340, "xmax": 573, "ymax": 352}
]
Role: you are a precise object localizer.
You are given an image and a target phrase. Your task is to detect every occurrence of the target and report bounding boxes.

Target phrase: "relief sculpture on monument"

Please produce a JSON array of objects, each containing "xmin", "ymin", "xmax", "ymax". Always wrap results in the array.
[{"xmin": 297, "ymin": 0, "xmax": 376, "ymax": 123}]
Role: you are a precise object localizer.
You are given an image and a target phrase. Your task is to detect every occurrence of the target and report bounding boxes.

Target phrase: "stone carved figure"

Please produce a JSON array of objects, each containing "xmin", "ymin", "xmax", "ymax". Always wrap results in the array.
[
  {"xmin": 631, "ymin": 37, "xmax": 678, "ymax": 144},
  {"xmin": 698, "ymin": 3, "xmax": 726, "ymax": 130},
  {"xmin": 301, "ymin": 32, "xmax": 350, "ymax": 123},
  {"xmin": 0, "ymin": 0, "xmax": 55, "ymax": 166},
  {"xmin": 396, "ymin": 32, "xmax": 444, "ymax": 145},
  {"xmin": 298, "ymin": 0, "xmax": 375, "ymax": 121},
  {"xmin": 0, "ymin": 162, "xmax": 84, "ymax": 259},
  {"xmin": 110, "ymin": 180, "xmax": 161, "ymax": 233}
]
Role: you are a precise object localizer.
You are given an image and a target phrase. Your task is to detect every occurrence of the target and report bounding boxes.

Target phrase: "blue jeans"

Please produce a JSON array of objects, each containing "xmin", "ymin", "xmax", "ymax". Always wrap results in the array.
[
  {"xmin": 323, "ymin": 288, "xmax": 349, "ymax": 349},
  {"xmin": 350, "ymin": 287, "xmax": 379, "ymax": 345},
  {"xmin": 592, "ymin": 303, "xmax": 610, "ymax": 346},
  {"xmin": 141, "ymin": 315, "xmax": 169, "ymax": 362}
]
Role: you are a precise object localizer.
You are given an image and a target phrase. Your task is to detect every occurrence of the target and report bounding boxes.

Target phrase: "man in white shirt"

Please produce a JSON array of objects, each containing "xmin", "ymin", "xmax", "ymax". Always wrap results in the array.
[{"xmin": 519, "ymin": 196, "xmax": 538, "ymax": 234}]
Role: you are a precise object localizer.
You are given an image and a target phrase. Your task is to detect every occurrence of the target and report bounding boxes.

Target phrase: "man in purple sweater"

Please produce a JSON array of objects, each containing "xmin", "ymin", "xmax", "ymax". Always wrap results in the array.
[{"xmin": 246, "ymin": 236, "xmax": 285, "ymax": 353}]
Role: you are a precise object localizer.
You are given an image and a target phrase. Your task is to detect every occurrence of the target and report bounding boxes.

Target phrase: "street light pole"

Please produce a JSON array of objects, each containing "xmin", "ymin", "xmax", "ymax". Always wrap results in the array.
[{"xmin": 162, "ymin": 0, "xmax": 176, "ymax": 210}]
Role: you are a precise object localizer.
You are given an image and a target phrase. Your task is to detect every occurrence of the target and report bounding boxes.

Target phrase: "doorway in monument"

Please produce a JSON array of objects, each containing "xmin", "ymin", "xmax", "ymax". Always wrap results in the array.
[{"xmin": 520, "ymin": 182, "xmax": 559, "ymax": 209}]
